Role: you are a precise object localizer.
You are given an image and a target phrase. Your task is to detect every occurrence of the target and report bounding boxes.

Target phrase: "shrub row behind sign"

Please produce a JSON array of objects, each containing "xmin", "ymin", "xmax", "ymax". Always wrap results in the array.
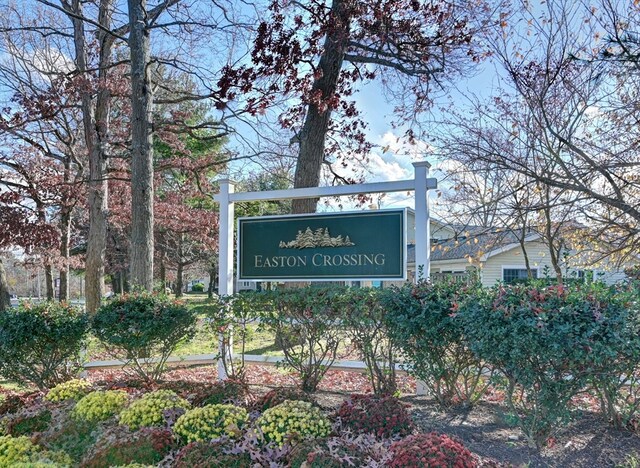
[{"xmin": 1, "ymin": 281, "xmax": 640, "ymax": 448}]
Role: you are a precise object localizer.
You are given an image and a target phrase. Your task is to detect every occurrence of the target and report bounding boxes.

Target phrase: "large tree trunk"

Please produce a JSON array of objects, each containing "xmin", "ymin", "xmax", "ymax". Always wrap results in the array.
[
  {"xmin": 71, "ymin": 0, "xmax": 115, "ymax": 314},
  {"xmin": 0, "ymin": 258, "xmax": 10, "ymax": 311},
  {"xmin": 292, "ymin": 0, "xmax": 350, "ymax": 214},
  {"xmin": 128, "ymin": 0, "xmax": 155, "ymax": 290}
]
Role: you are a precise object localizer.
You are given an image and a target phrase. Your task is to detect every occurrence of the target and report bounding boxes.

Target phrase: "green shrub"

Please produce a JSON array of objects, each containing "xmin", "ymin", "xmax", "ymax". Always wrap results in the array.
[
  {"xmin": 72, "ymin": 390, "xmax": 128, "ymax": 423},
  {"xmin": 335, "ymin": 394, "xmax": 413, "ymax": 438},
  {"xmin": 585, "ymin": 282, "xmax": 640, "ymax": 428},
  {"xmin": 257, "ymin": 400, "xmax": 331, "ymax": 446},
  {"xmin": 383, "ymin": 280, "xmax": 490, "ymax": 408},
  {"xmin": 255, "ymin": 288, "xmax": 344, "ymax": 392},
  {"xmin": 0, "ymin": 302, "xmax": 88, "ymax": 389},
  {"xmin": 174, "ymin": 441, "xmax": 253, "ymax": 468},
  {"xmin": 460, "ymin": 282, "xmax": 640, "ymax": 446},
  {"xmin": 119, "ymin": 390, "xmax": 190, "ymax": 430},
  {"xmin": 0, "ymin": 435, "xmax": 71, "ymax": 466},
  {"xmin": 253, "ymin": 387, "xmax": 317, "ymax": 413},
  {"xmin": 174, "ymin": 404, "xmax": 248, "ymax": 444},
  {"xmin": 91, "ymin": 293, "xmax": 197, "ymax": 382},
  {"xmin": 388, "ymin": 432, "xmax": 476, "ymax": 468},
  {"xmin": 45, "ymin": 379, "xmax": 92, "ymax": 403},
  {"xmin": 333, "ymin": 287, "xmax": 398, "ymax": 395},
  {"xmin": 81, "ymin": 427, "xmax": 175, "ymax": 468},
  {"xmin": 191, "ymin": 283, "xmax": 205, "ymax": 293}
]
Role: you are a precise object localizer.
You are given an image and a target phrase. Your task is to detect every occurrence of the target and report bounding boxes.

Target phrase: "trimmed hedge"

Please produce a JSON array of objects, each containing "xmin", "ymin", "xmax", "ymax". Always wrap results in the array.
[
  {"xmin": 460, "ymin": 281, "xmax": 640, "ymax": 446},
  {"xmin": 383, "ymin": 280, "xmax": 490, "ymax": 407},
  {"xmin": 0, "ymin": 301, "xmax": 88, "ymax": 389},
  {"xmin": 91, "ymin": 293, "xmax": 197, "ymax": 382}
]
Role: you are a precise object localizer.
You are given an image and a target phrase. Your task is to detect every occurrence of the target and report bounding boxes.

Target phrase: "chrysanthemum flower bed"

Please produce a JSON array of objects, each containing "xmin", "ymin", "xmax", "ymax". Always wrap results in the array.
[{"xmin": 0, "ymin": 377, "xmax": 481, "ymax": 467}]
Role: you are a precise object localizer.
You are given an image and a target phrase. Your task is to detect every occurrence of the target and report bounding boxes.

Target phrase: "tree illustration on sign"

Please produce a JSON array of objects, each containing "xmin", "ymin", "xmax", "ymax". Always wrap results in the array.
[{"xmin": 279, "ymin": 227, "xmax": 355, "ymax": 249}]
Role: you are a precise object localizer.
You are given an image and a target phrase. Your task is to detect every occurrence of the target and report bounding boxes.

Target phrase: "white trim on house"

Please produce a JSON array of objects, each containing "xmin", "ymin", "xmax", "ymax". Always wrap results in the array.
[
  {"xmin": 480, "ymin": 234, "xmax": 541, "ymax": 262},
  {"xmin": 409, "ymin": 257, "xmax": 474, "ymax": 267}
]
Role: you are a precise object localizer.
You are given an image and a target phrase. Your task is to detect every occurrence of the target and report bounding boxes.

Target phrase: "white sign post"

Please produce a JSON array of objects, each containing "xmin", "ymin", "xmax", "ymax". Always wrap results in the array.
[{"xmin": 214, "ymin": 161, "xmax": 437, "ymax": 380}]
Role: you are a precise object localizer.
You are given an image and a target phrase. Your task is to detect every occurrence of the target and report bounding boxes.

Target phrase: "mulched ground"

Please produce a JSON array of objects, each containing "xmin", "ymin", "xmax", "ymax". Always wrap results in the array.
[{"xmin": 83, "ymin": 364, "xmax": 640, "ymax": 467}]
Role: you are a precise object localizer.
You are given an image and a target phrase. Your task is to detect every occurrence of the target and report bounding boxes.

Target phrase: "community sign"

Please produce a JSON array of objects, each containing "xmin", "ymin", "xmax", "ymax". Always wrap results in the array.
[{"xmin": 238, "ymin": 209, "xmax": 406, "ymax": 281}]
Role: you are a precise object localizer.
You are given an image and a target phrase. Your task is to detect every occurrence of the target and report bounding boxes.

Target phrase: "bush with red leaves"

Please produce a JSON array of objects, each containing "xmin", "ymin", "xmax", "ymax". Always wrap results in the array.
[
  {"xmin": 335, "ymin": 394, "xmax": 413, "ymax": 438},
  {"xmin": 0, "ymin": 392, "xmax": 40, "ymax": 416},
  {"xmin": 253, "ymin": 387, "xmax": 317, "ymax": 413},
  {"xmin": 388, "ymin": 432, "xmax": 477, "ymax": 468},
  {"xmin": 161, "ymin": 379, "xmax": 252, "ymax": 407}
]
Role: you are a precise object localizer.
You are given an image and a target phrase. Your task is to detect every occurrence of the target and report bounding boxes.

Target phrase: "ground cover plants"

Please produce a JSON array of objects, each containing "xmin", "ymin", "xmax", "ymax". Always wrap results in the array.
[{"xmin": 0, "ymin": 375, "xmax": 478, "ymax": 467}]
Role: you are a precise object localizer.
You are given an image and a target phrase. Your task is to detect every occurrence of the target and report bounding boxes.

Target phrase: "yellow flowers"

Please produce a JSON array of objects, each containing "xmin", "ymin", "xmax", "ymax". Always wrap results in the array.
[
  {"xmin": 0, "ymin": 435, "xmax": 71, "ymax": 466},
  {"xmin": 256, "ymin": 400, "xmax": 331, "ymax": 447},
  {"xmin": 173, "ymin": 404, "xmax": 248, "ymax": 444},
  {"xmin": 119, "ymin": 390, "xmax": 191, "ymax": 430},
  {"xmin": 45, "ymin": 379, "xmax": 92, "ymax": 402},
  {"xmin": 71, "ymin": 390, "xmax": 128, "ymax": 423}
]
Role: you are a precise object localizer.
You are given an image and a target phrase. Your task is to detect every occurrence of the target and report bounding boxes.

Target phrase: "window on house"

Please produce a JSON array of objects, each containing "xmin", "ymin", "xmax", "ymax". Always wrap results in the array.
[{"xmin": 503, "ymin": 268, "xmax": 538, "ymax": 283}]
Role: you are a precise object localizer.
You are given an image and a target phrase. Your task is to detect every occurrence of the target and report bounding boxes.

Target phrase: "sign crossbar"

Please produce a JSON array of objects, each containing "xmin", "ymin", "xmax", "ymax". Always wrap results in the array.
[{"xmin": 215, "ymin": 178, "xmax": 437, "ymax": 203}]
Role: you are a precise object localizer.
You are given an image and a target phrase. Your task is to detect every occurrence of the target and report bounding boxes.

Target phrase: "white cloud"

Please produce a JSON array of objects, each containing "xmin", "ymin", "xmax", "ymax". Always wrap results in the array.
[{"xmin": 320, "ymin": 131, "xmax": 438, "ymax": 210}]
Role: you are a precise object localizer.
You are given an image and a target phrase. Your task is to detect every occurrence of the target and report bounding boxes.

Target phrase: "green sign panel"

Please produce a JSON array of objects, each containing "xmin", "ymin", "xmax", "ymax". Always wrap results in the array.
[{"xmin": 238, "ymin": 209, "xmax": 406, "ymax": 281}]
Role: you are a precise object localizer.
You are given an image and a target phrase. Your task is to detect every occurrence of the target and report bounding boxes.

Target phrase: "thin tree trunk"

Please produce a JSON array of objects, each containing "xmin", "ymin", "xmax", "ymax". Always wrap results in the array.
[
  {"xmin": 176, "ymin": 263, "xmax": 184, "ymax": 298},
  {"xmin": 128, "ymin": 0, "xmax": 155, "ymax": 290},
  {"xmin": 110, "ymin": 275, "xmax": 119, "ymax": 294},
  {"xmin": 44, "ymin": 265, "xmax": 54, "ymax": 300},
  {"xmin": 542, "ymin": 191, "xmax": 563, "ymax": 284},
  {"xmin": 59, "ymin": 203, "xmax": 72, "ymax": 301},
  {"xmin": 159, "ymin": 256, "xmax": 166, "ymax": 292},
  {"xmin": 71, "ymin": 0, "xmax": 115, "ymax": 313},
  {"xmin": 208, "ymin": 264, "xmax": 216, "ymax": 299},
  {"xmin": 519, "ymin": 225, "xmax": 533, "ymax": 278},
  {"xmin": 0, "ymin": 258, "xmax": 10, "ymax": 311},
  {"xmin": 292, "ymin": 0, "xmax": 350, "ymax": 214}
]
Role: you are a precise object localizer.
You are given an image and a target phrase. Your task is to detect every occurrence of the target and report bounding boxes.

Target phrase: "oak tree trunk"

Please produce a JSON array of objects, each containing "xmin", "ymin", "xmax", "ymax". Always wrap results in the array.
[
  {"xmin": 71, "ymin": 0, "xmax": 115, "ymax": 314},
  {"xmin": 0, "ymin": 258, "xmax": 10, "ymax": 311},
  {"xmin": 128, "ymin": 0, "xmax": 155, "ymax": 290},
  {"xmin": 292, "ymin": 0, "xmax": 350, "ymax": 214}
]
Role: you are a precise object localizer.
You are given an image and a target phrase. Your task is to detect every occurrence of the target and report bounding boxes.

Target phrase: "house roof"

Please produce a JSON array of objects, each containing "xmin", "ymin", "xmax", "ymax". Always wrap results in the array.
[{"xmin": 408, "ymin": 226, "xmax": 539, "ymax": 263}]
